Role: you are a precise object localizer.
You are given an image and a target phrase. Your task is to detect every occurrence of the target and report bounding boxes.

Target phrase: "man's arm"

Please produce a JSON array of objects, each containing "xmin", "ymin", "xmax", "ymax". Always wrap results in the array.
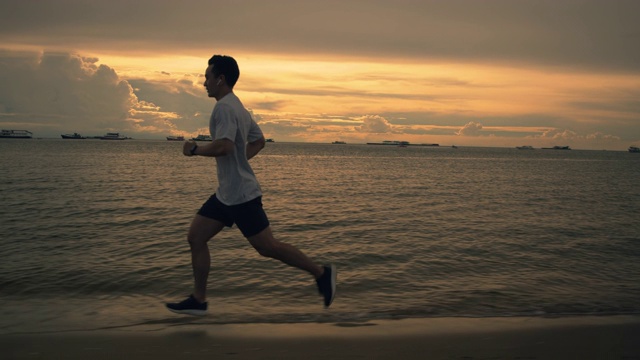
[
  {"xmin": 183, "ymin": 139, "xmax": 234, "ymax": 157},
  {"xmin": 246, "ymin": 136, "xmax": 265, "ymax": 160}
]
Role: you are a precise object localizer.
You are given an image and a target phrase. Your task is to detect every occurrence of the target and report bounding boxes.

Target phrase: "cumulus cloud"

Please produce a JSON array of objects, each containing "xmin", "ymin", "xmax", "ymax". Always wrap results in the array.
[
  {"xmin": 585, "ymin": 132, "xmax": 621, "ymax": 141},
  {"xmin": 456, "ymin": 121, "xmax": 483, "ymax": 136},
  {"xmin": 258, "ymin": 118, "xmax": 311, "ymax": 138},
  {"xmin": 0, "ymin": 50, "xmax": 213, "ymax": 137},
  {"xmin": 246, "ymin": 108, "xmax": 260, "ymax": 121},
  {"xmin": 354, "ymin": 115, "xmax": 393, "ymax": 133},
  {"xmin": 519, "ymin": 128, "xmax": 626, "ymax": 150},
  {"xmin": 0, "ymin": 52, "xmax": 132, "ymax": 123},
  {"xmin": 125, "ymin": 77, "xmax": 212, "ymax": 134},
  {"xmin": 534, "ymin": 128, "xmax": 621, "ymax": 142},
  {"xmin": 536, "ymin": 128, "xmax": 579, "ymax": 140}
]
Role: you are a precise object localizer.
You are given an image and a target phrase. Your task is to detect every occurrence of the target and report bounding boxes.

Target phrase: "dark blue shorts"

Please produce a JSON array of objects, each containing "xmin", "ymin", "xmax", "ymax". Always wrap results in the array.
[{"xmin": 197, "ymin": 194, "xmax": 270, "ymax": 238}]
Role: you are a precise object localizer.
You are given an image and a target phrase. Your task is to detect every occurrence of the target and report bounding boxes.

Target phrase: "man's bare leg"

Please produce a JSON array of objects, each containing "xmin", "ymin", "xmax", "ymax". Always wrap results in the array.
[
  {"xmin": 166, "ymin": 215, "xmax": 224, "ymax": 315},
  {"xmin": 187, "ymin": 215, "xmax": 225, "ymax": 302},
  {"xmin": 247, "ymin": 226, "xmax": 336, "ymax": 307},
  {"xmin": 247, "ymin": 226, "xmax": 324, "ymax": 278}
]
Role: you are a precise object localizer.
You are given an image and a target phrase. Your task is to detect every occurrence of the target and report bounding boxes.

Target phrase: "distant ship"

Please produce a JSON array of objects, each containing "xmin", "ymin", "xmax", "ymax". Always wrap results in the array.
[
  {"xmin": 331, "ymin": 141, "xmax": 346, "ymax": 144},
  {"xmin": 367, "ymin": 140, "xmax": 410, "ymax": 146},
  {"xmin": 516, "ymin": 145, "xmax": 534, "ymax": 150},
  {"xmin": 1, "ymin": 129, "xmax": 33, "ymax": 139},
  {"xmin": 191, "ymin": 134, "xmax": 212, "ymax": 141},
  {"xmin": 166, "ymin": 135, "xmax": 185, "ymax": 141},
  {"xmin": 366, "ymin": 140, "xmax": 439, "ymax": 147},
  {"xmin": 266, "ymin": 138, "xmax": 275, "ymax": 142},
  {"xmin": 542, "ymin": 146, "xmax": 571, "ymax": 150},
  {"xmin": 629, "ymin": 146, "xmax": 640, "ymax": 153},
  {"xmin": 100, "ymin": 132, "xmax": 127, "ymax": 140},
  {"xmin": 61, "ymin": 133, "xmax": 85, "ymax": 139}
]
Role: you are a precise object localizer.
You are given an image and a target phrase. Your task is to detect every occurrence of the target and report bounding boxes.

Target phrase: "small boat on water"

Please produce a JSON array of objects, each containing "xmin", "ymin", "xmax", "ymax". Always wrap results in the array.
[
  {"xmin": 191, "ymin": 134, "xmax": 212, "ymax": 141},
  {"xmin": 166, "ymin": 135, "xmax": 185, "ymax": 141},
  {"xmin": 266, "ymin": 138, "xmax": 275, "ymax": 143},
  {"xmin": 367, "ymin": 140, "xmax": 409, "ymax": 146},
  {"xmin": 629, "ymin": 146, "xmax": 640, "ymax": 153},
  {"xmin": 542, "ymin": 145, "xmax": 571, "ymax": 150},
  {"xmin": 367, "ymin": 140, "xmax": 402, "ymax": 146},
  {"xmin": 366, "ymin": 140, "xmax": 439, "ymax": 147},
  {"xmin": 100, "ymin": 132, "xmax": 127, "ymax": 140},
  {"xmin": 61, "ymin": 133, "xmax": 85, "ymax": 139},
  {"xmin": 516, "ymin": 145, "xmax": 534, "ymax": 150},
  {"xmin": 331, "ymin": 141, "xmax": 346, "ymax": 144},
  {"xmin": 1, "ymin": 129, "xmax": 33, "ymax": 139}
]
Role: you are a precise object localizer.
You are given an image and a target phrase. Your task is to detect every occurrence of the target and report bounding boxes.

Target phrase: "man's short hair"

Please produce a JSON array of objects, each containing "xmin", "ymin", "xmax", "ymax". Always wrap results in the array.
[{"xmin": 208, "ymin": 55, "xmax": 240, "ymax": 88}]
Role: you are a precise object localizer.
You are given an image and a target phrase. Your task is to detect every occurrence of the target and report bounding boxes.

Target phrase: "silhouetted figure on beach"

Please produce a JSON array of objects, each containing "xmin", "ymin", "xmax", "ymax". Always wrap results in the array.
[{"xmin": 166, "ymin": 55, "xmax": 336, "ymax": 315}]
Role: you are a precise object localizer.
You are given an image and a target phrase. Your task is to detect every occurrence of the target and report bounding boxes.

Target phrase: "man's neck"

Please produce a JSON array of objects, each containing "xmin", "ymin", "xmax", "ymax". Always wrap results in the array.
[{"xmin": 215, "ymin": 89, "xmax": 233, "ymax": 101}]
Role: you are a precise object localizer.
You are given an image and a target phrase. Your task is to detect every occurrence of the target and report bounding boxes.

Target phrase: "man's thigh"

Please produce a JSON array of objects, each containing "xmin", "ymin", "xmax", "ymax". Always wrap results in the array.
[{"xmin": 188, "ymin": 214, "xmax": 226, "ymax": 244}]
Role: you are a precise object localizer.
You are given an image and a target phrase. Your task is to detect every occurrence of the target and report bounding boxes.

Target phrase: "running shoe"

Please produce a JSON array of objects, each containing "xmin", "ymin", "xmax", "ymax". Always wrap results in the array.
[
  {"xmin": 166, "ymin": 295, "xmax": 208, "ymax": 316},
  {"xmin": 316, "ymin": 264, "xmax": 336, "ymax": 308}
]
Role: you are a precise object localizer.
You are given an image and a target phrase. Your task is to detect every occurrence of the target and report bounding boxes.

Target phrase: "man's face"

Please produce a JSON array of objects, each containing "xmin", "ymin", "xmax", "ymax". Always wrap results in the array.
[{"xmin": 204, "ymin": 65, "xmax": 220, "ymax": 98}]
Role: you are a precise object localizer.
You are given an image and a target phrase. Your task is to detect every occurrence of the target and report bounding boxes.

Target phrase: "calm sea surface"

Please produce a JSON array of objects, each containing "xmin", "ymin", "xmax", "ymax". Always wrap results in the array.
[{"xmin": 1, "ymin": 139, "xmax": 639, "ymax": 334}]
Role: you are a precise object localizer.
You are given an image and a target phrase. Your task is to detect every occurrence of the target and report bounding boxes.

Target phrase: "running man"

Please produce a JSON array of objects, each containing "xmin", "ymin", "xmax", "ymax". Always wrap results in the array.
[{"xmin": 166, "ymin": 55, "xmax": 336, "ymax": 315}]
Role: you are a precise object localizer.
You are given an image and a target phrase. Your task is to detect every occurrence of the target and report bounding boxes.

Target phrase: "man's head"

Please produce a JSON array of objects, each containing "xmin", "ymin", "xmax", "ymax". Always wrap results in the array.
[
  {"xmin": 204, "ymin": 55, "xmax": 239, "ymax": 99},
  {"xmin": 207, "ymin": 55, "xmax": 240, "ymax": 89}
]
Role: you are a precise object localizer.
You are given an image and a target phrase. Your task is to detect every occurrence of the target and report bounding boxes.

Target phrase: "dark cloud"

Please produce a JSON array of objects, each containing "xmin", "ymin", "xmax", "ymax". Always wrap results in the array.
[
  {"xmin": 126, "ymin": 78, "xmax": 212, "ymax": 132},
  {"xmin": 567, "ymin": 100, "xmax": 640, "ymax": 114},
  {"xmin": 0, "ymin": 51, "xmax": 132, "ymax": 131},
  {"xmin": 258, "ymin": 119, "xmax": 311, "ymax": 138},
  {"xmin": 1, "ymin": 0, "xmax": 639, "ymax": 72},
  {"xmin": 0, "ymin": 51, "xmax": 209, "ymax": 138},
  {"xmin": 253, "ymin": 100, "xmax": 289, "ymax": 111}
]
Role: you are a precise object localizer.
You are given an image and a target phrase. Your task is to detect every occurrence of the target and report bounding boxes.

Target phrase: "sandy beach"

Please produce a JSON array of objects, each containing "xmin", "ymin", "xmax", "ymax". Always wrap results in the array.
[{"xmin": 3, "ymin": 315, "xmax": 639, "ymax": 359}]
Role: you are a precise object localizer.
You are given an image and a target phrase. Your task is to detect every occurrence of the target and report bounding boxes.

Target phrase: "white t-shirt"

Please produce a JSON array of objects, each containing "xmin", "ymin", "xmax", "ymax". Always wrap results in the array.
[{"xmin": 209, "ymin": 92, "xmax": 263, "ymax": 205}]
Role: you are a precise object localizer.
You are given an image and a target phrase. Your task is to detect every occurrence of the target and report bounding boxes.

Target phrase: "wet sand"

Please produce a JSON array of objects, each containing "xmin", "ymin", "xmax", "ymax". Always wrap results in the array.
[{"xmin": 3, "ymin": 316, "xmax": 640, "ymax": 359}]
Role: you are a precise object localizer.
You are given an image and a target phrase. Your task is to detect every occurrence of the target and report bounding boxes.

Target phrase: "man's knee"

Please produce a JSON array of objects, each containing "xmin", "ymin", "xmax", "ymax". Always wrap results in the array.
[
  {"xmin": 187, "ymin": 231, "xmax": 208, "ymax": 249},
  {"xmin": 187, "ymin": 216, "xmax": 224, "ymax": 248},
  {"xmin": 247, "ymin": 227, "xmax": 278, "ymax": 258},
  {"xmin": 253, "ymin": 241, "xmax": 279, "ymax": 258},
  {"xmin": 250, "ymin": 233, "xmax": 281, "ymax": 258}
]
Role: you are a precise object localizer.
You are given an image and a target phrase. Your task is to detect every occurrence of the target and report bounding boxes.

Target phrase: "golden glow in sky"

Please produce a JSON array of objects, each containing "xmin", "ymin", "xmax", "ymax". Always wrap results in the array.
[
  {"xmin": 1, "ymin": 0, "xmax": 639, "ymax": 150},
  {"xmin": 94, "ymin": 51, "xmax": 640, "ymax": 148}
]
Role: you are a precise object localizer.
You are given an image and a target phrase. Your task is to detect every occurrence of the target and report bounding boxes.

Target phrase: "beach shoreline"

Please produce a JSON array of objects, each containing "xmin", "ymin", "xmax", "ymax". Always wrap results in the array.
[{"xmin": 4, "ymin": 315, "xmax": 639, "ymax": 359}]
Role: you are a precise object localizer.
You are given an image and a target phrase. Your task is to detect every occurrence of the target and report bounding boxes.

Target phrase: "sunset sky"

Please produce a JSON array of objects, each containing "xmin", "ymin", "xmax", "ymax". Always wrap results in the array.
[{"xmin": 1, "ymin": 0, "xmax": 639, "ymax": 149}]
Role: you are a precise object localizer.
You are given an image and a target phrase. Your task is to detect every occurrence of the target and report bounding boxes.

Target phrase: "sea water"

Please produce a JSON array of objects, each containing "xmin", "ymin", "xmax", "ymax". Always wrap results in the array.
[{"xmin": 1, "ymin": 139, "xmax": 639, "ymax": 334}]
